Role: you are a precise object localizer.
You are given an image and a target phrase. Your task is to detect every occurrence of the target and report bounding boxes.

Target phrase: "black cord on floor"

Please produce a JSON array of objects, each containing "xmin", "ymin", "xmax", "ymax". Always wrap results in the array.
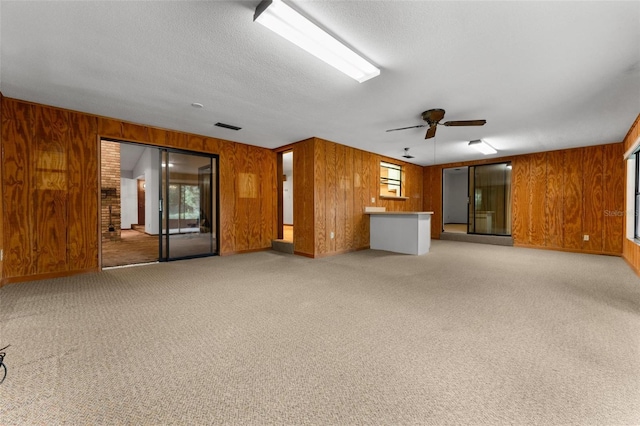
[{"xmin": 0, "ymin": 345, "xmax": 10, "ymax": 385}]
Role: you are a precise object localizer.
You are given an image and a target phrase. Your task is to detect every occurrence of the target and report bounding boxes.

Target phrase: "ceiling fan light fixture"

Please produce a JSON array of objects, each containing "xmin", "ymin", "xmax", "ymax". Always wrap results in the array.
[
  {"xmin": 254, "ymin": 0, "xmax": 380, "ymax": 83},
  {"xmin": 469, "ymin": 139, "xmax": 497, "ymax": 155}
]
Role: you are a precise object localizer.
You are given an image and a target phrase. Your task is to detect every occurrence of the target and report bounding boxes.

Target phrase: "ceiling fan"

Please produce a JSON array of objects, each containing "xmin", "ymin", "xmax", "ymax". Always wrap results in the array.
[{"xmin": 386, "ymin": 109, "xmax": 486, "ymax": 139}]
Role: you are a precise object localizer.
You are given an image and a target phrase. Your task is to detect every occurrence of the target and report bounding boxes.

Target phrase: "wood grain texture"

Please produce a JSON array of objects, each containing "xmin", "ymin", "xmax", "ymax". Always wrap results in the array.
[
  {"xmin": 219, "ymin": 141, "xmax": 237, "ymax": 254},
  {"xmin": 582, "ymin": 146, "xmax": 603, "ymax": 252},
  {"xmin": 165, "ymin": 131, "xmax": 187, "ymax": 151},
  {"xmin": 2, "ymin": 102, "xmax": 35, "ymax": 278},
  {"xmin": 545, "ymin": 150, "xmax": 564, "ymax": 248},
  {"xmin": 604, "ymin": 143, "xmax": 624, "ymax": 254},
  {"xmin": 314, "ymin": 140, "xmax": 326, "ymax": 254},
  {"xmin": 2, "ymin": 97, "xmax": 279, "ymax": 282},
  {"xmin": 34, "ymin": 106, "xmax": 69, "ymax": 273},
  {"xmin": 97, "ymin": 118, "xmax": 122, "ymax": 139},
  {"xmin": 352, "ymin": 150, "xmax": 365, "ymax": 248},
  {"xmin": 334, "ymin": 144, "xmax": 346, "ymax": 252},
  {"xmin": 324, "ymin": 140, "xmax": 336, "ymax": 254},
  {"xmin": 67, "ymin": 112, "xmax": 99, "ymax": 269},
  {"xmin": 529, "ymin": 153, "xmax": 546, "ymax": 246},
  {"xmin": 344, "ymin": 145, "xmax": 354, "ymax": 251},
  {"xmin": 187, "ymin": 135, "xmax": 205, "ymax": 152},
  {"xmin": 121, "ymin": 122, "xmax": 150, "ymax": 143},
  {"xmin": 511, "ymin": 155, "xmax": 531, "ymax": 245},
  {"xmin": 293, "ymin": 139, "xmax": 315, "ymax": 256},
  {"xmin": 0, "ymin": 95, "xmax": 3, "ymax": 282},
  {"xmin": 562, "ymin": 149, "xmax": 583, "ymax": 250},
  {"xmin": 246, "ymin": 147, "xmax": 261, "ymax": 251},
  {"xmin": 260, "ymin": 147, "xmax": 276, "ymax": 248}
]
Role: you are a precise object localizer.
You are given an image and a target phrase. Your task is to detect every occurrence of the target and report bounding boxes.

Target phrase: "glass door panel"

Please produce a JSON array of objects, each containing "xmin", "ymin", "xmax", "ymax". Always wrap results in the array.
[
  {"xmin": 159, "ymin": 149, "xmax": 218, "ymax": 260},
  {"xmin": 468, "ymin": 162, "xmax": 512, "ymax": 236}
]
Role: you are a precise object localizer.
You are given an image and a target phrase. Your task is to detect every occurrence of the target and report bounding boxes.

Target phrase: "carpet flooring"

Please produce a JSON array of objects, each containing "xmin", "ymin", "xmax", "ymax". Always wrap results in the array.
[{"xmin": 1, "ymin": 240, "xmax": 639, "ymax": 425}]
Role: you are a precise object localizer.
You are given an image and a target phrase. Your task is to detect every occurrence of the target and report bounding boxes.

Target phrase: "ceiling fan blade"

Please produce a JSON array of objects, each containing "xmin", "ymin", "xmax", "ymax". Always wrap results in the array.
[
  {"xmin": 443, "ymin": 120, "xmax": 487, "ymax": 127},
  {"xmin": 425, "ymin": 125, "xmax": 437, "ymax": 139},
  {"xmin": 385, "ymin": 124, "xmax": 427, "ymax": 132}
]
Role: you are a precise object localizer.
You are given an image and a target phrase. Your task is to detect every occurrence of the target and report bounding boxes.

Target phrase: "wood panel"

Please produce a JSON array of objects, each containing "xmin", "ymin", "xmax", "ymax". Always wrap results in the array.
[
  {"xmin": 314, "ymin": 139, "xmax": 326, "ymax": 254},
  {"xmin": 67, "ymin": 112, "xmax": 100, "ymax": 270},
  {"xmin": 187, "ymin": 135, "xmax": 205, "ymax": 152},
  {"xmin": 334, "ymin": 144, "xmax": 346, "ymax": 252},
  {"xmin": 563, "ymin": 149, "xmax": 583, "ymax": 250},
  {"xmin": 529, "ymin": 153, "xmax": 547, "ymax": 246},
  {"xmin": 2, "ymin": 101, "xmax": 35, "ymax": 278},
  {"xmin": 545, "ymin": 150, "xmax": 564, "ymax": 248},
  {"xmin": 352, "ymin": 150, "xmax": 365, "ymax": 248},
  {"xmin": 324, "ymin": 141, "xmax": 336, "ymax": 254},
  {"xmin": 34, "ymin": 106, "xmax": 68, "ymax": 273},
  {"xmin": 582, "ymin": 146, "xmax": 603, "ymax": 252},
  {"xmin": 121, "ymin": 122, "xmax": 150, "ymax": 143},
  {"xmin": 246, "ymin": 146, "xmax": 261, "ymax": 251},
  {"xmin": 165, "ymin": 131, "xmax": 187, "ymax": 151},
  {"xmin": 293, "ymin": 139, "xmax": 315, "ymax": 256},
  {"xmin": 511, "ymin": 155, "xmax": 531, "ymax": 245},
  {"xmin": 219, "ymin": 141, "xmax": 237, "ymax": 254},
  {"xmin": 259, "ymin": 146, "xmax": 276, "ymax": 248},
  {"xmin": 604, "ymin": 143, "xmax": 624, "ymax": 254},
  {"xmin": 0, "ymin": 94, "xmax": 3, "ymax": 281},
  {"xmin": 344, "ymin": 145, "xmax": 354, "ymax": 251},
  {"xmin": 97, "ymin": 117, "xmax": 122, "ymax": 139},
  {"xmin": 2, "ymin": 97, "xmax": 278, "ymax": 283}
]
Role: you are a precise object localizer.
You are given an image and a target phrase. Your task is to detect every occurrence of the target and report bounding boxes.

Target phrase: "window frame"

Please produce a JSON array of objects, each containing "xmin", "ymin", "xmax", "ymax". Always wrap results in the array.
[{"xmin": 379, "ymin": 161, "xmax": 403, "ymax": 198}]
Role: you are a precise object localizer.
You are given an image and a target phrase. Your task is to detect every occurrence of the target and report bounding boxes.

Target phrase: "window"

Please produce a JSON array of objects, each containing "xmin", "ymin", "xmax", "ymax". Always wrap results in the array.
[{"xmin": 380, "ymin": 161, "xmax": 402, "ymax": 197}]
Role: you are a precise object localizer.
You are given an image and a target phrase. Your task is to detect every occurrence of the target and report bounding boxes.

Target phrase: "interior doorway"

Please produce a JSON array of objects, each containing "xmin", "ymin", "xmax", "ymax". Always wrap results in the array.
[
  {"xmin": 100, "ymin": 140, "xmax": 219, "ymax": 268},
  {"xmin": 442, "ymin": 167, "xmax": 469, "ymax": 234},
  {"xmin": 282, "ymin": 151, "xmax": 293, "ymax": 242},
  {"xmin": 442, "ymin": 162, "xmax": 513, "ymax": 236}
]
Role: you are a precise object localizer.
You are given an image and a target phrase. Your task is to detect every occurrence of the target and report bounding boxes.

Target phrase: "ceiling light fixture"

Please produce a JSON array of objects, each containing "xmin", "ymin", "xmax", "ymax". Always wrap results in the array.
[
  {"xmin": 254, "ymin": 0, "xmax": 380, "ymax": 83},
  {"xmin": 468, "ymin": 139, "xmax": 497, "ymax": 155}
]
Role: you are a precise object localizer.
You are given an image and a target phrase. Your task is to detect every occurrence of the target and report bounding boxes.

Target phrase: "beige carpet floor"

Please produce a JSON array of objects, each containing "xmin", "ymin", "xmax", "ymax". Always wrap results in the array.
[{"xmin": 1, "ymin": 240, "xmax": 639, "ymax": 425}]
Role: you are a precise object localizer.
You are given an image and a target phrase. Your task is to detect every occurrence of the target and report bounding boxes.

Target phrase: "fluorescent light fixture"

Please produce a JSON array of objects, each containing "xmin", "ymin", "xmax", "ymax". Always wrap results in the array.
[
  {"xmin": 468, "ymin": 139, "xmax": 497, "ymax": 155},
  {"xmin": 254, "ymin": 0, "xmax": 380, "ymax": 83}
]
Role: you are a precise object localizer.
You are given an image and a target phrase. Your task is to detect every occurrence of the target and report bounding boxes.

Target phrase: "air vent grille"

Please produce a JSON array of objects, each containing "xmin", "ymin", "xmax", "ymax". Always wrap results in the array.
[{"xmin": 215, "ymin": 122, "xmax": 242, "ymax": 131}]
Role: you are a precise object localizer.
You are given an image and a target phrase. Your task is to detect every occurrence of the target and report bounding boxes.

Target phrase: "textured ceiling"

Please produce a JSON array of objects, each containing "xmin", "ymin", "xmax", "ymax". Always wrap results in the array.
[{"xmin": 1, "ymin": 1, "xmax": 639, "ymax": 165}]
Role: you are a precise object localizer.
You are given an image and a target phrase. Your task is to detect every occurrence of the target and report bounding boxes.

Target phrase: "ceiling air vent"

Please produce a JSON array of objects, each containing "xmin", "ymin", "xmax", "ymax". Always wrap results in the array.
[{"xmin": 215, "ymin": 122, "xmax": 242, "ymax": 131}]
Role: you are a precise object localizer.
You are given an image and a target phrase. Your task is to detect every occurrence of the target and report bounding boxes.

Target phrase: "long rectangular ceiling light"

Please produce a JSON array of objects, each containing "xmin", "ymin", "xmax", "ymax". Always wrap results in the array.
[
  {"xmin": 469, "ymin": 139, "xmax": 497, "ymax": 155},
  {"xmin": 254, "ymin": 0, "xmax": 380, "ymax": 83}
]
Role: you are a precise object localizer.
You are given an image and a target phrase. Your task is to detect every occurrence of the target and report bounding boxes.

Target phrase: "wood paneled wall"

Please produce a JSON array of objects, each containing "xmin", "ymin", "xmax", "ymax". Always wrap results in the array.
[
  {"xmin": 0, "ymin": 94, "xmax": 3, "ymax": 277},
  {"xmin": 622, "ymin": 114, "xmax": 640, "ymax": 274},
  {"xmin": 423, "ymin": 144, "xmax": 625, "ymax": 255},
  {"xmin": 292, "ymin": 137, "xmax": 423, "ymax": 258},
  {"xmin": 1, "ymin": 97, "xmax": 276, "ymax": 284}
]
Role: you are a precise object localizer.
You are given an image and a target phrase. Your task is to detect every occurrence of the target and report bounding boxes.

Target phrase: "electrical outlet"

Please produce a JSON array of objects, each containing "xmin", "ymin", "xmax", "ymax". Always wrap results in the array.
[
  {"xmin": 330, "ymin": 231, "xmax": 335, "ymax": 239},
  {"xmin": 583, "ymin": 235, "xmax": 589, "ymax": 241},
  {"xmin": 371, "ymin": 197, "xmax": 375, "ymax": 203}
]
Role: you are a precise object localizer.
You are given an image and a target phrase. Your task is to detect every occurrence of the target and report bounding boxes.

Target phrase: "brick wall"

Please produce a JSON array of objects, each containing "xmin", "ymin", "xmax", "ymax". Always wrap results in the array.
[{"xmin": 101, "ymin": 141, "xmax": 121, "ymax": 241}]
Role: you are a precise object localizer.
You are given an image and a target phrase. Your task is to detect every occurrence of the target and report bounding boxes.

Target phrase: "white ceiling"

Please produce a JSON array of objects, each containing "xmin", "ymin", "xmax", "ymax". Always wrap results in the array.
[{"xmin": 2, "ymin": 1, "xmax": 639, "ymax": 166}]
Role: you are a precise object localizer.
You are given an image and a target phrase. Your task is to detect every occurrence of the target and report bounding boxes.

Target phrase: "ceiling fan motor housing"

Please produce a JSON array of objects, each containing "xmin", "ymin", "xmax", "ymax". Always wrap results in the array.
[{"xmin": 422, "ymin": 108, "xmax": 445, "ymax": 125}]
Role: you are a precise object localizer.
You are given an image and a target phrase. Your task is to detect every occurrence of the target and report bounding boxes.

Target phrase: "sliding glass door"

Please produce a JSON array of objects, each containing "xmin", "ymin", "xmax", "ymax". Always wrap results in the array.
[
  {"xmin": 160, "ymin": 149, "xmax": 218, "ymax": 260},
  {"xmin": 468, "ymin": 162, "xmax": 512, "ymax": 235}
]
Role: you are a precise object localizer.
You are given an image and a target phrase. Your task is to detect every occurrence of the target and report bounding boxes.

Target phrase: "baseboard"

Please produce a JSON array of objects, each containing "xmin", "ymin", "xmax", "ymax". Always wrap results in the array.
[
  {"xmin": 513, "ymin": 243, "xmax": 622, "ymax": 257},
  {"xmin": 220, "ymin": 247, "xmax": 272, "ymax": 256},
  {"xmin": 2, "ymin": 267, "xmax": 99, "ymax": 286},
  {"xmin": 293, "ymin": 251, "xmax": 314, "ymax": 258},
  {"xmin": 293, "ymin": 246, "xmax": 370, "ymax": 259}
]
